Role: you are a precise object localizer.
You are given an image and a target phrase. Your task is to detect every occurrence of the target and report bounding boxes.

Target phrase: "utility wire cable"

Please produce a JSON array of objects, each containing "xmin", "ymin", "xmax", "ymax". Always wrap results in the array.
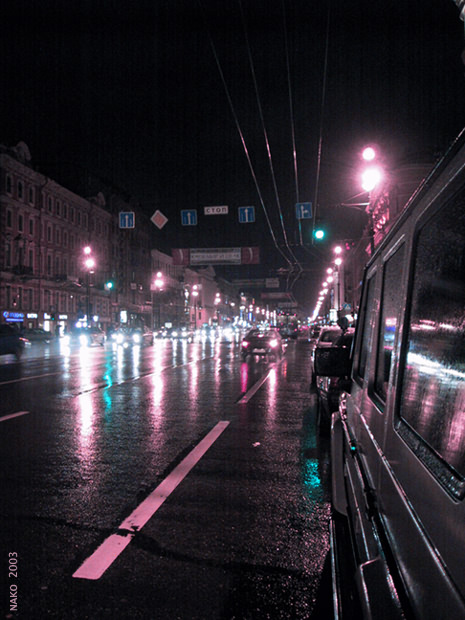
[
  {"xmin": 198, "ymin": 0, "xmax": 293, "ymax": 269},
  {"xmin": 238, "ymin": 0, "xmax": 299, "ymax": 276},
  {"xmin": 312, "ymin": 2, "xmax": 331, "ymax": 243},
  {"xmin": 281, "ymin": 0, "xmax": 305, "ymax": 290}
]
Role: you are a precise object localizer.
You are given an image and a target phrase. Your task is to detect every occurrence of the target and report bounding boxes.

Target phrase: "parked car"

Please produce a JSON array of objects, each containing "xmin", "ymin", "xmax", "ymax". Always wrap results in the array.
[
  {"xmin": 313, "ymin": 329, "xmax": 354, "ymax": 432},
  {"xmin": 20, "ymin": 327, "xmax": 52, "ymax": 343},
  {"xmin": 314, "ymin": 129, "xmax": 465, "ymax": 619},
  {"xmin": 0, "ymin": 324, "xmax": 29, "ymax": 359},
  {"xmin": 310, "ymin": 325, "xmax": 346, "ymax": 385},
  {"xmin": 112, "ymin": 326, "xmax": 154, "ymax": 347},
  {"xmin": 241, "ymin": 328, "xmax": 284, "ymax": 361}
]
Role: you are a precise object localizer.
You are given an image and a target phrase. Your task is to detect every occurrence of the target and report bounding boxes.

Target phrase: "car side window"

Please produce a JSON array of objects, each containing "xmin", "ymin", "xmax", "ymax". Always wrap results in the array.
[
  {"xmin": 399, "ymin": 191, "xmax": 465, "ymax": 482},
  {"xmin": 374, "ymin": 245, "xmax": 405, "ymax": 403},
  {"xmin": 356, "ymin": 275, "xmax": 376, "ymax": 382}
]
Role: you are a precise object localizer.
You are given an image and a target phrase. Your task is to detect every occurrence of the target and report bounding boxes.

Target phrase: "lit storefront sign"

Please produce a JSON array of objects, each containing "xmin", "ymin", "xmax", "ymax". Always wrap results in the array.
[{"xmin": 3, "ymin": 311, "xmax": 25, "ymax": 323}]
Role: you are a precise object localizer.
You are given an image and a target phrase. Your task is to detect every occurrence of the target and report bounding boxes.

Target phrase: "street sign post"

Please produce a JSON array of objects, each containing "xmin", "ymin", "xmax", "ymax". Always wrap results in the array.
[
  {"xmin": 119, "ymin": 212, "xmax": 135, "ymax": 228},
  {"xmin": 181, "ymin": 209, "xmax": 198, "ymax": 226},
  {"xmin": 295, "ymin": 202, "xmax": 312, "ymax": 219},
  {"xmin": 238, "ymin": 206, "xmax": 255, "ymax": 223},
  {"xmin": 204, "ymin": 206, "xmax": 228, "ymax": 215},
  {"xmin": 151, "ymin": 210, "xmax": 168, "ymax": 229}
]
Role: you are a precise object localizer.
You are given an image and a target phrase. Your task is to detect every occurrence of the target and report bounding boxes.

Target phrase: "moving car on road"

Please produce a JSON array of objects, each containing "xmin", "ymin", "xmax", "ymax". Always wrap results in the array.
[
  {"xmin": 112, "ymin": 325, "xmax": 154, "ymax": 347},
  {"xmin": 241, "ymin": 328, "xmax": 284, "ymax": 361},
  {"xmin": 63, "ymin": 326, "xmax": 106, "ymax": 347},
  {"xmin": 20, "ymin": 327, "xmax": 52, "ymax": 343}
]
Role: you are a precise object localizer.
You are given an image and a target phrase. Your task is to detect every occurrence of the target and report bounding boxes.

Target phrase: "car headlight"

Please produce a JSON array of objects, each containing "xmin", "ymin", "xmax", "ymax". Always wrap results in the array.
[
  {"xmin": 116, "ymin": 333, "xmax": 124, "ymax": 344},
  {"xmin": 79, "ymin": 334, "xmax": 89, "ymax": 346},
  {"xmin": 133, "ymin": 333, "xmax": 141, "ymax": 344},
  {"xmin": 62, "ymin": 335, "xmax": 71, "ymax": 346}
]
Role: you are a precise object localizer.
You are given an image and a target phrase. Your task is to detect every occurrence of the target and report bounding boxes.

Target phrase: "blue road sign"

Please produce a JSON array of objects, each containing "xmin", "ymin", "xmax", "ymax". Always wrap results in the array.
[
  {"xmin": 181, "ymin": 209, "xmax": 198, "ymax": 226},
  {"xmin": 238, "ymin": 206, "xmax": 255, "ymax": 223},
  {"xmin": 295, "ymin": 202, "xmax": 312, "ymax": 219},
  {"xmin": 119, "ymin": 211, "xmax": 135, "ymax": 228}
]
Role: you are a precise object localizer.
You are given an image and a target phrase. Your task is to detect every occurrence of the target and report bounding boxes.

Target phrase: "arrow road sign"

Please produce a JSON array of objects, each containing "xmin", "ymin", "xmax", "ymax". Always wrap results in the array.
[
  {"xmin": 295, "ymin": 202, "xmax": 312, "ymax": 219},
  {"xmin": 119, "ymin": 212, "xmax": 135, "ymax": 228},
  {"xmin": 181, "ymin": 209, "xmax": 198, "ymax": 226},
  {"xmin": 238, "ymin": 206, "xmax": 255, "ymax": 223}
]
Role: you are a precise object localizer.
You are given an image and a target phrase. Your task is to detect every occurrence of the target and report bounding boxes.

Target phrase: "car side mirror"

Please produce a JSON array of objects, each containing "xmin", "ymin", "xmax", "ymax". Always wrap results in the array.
[{"xmin": 314, "ymin": 346, "xmax": 351, "ymax": 377}]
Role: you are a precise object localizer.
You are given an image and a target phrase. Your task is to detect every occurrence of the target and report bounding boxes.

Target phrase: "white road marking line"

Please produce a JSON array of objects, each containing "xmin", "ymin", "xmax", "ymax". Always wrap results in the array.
[
  {"xmin": 0, "ymin": 411, "xmax": 30, "ymax": 422},
  {"xmin": 237, "ymin": 370, "xmax": 273, "ymax": 403},
  {"xmin": 73, "ymin": 420, "xmax": 230, "ymax": 580}
]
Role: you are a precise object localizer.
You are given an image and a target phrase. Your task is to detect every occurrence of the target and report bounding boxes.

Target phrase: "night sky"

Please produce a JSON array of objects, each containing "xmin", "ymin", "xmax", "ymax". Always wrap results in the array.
[{"xmin": 1, "ymin": 0, "xmax": 464, "ymax": 312}]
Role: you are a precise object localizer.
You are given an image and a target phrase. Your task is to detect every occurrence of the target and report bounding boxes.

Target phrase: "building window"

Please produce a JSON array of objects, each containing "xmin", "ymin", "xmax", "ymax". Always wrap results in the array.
[
  {"xmin": 17, "ymin": 181, "xmax": 23, "ymax": 199},
  {"xmin": 63, "ymin": 203, "xmax": 68, "ymax": 219},
  {"xmin": 47, "ymin": 255, "xmax": 52, "ymax": 276},
  {"xmin": 48, "ymin": 197, "xmax": 53, "ymax": 213},
  {"xmin": 29, "ymin": 187, "xmax": 35, "ymax": 204},
  {"xmin": 55, "ymin": 229, "xmax": 61, "ymax": 245},
  {"xmin": 56, "ymin": 200, "xmax": 60, "ymax": 216},
  {"xmin": 28, "ymin": 249, "xmax": 34, "ymax": 271},
  {"xmin": 29, "ymin": 218, "xmax": 34, "ymax": 235},
  {"xmin": 55, "ymin": 256, "xmax": 60, "ymax": 275},
  {"xmin": 47, "ymin": 225, "xmax": 52, "ymax": 242},
  {"xmin": 18, "ymin": 213, "xmax": 24, "ymax": 233},
  {"xmin": 63, "ymin": 231, "xmax": 68, "ymax": 247},
  {"xmin": 70, "ymin": 207, "xmax": 74, "ymax": 223},
  {"xmin": 77, "ymin": 211, "xmax": 81, "ymax": 226},
  {"xmin": 6, "ymin": 175, "xmax": 12, "ymax": 194},
  {"xmin": 6, "ymin": 209, "xmax": 12, "ymax": 228}
]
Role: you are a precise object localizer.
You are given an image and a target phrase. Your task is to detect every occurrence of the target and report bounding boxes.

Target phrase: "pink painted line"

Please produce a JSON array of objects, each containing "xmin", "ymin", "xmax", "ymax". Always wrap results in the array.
[
  {"xmin": 73, "ymin": 420, "xmax": 230, "ymax": 580},
  {"xmin": 0, "ymin": 411, "xmax": 30, "ymax": 422}
]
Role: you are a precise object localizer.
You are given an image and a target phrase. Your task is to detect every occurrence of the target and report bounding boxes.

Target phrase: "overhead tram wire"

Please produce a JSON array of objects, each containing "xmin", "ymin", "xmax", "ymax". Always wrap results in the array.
[
  {"xmin": 238, "ymin": 0, "xmax": 302, "ymax": 291},
  {"xmin": 312, "ymin": 1, "xmax": 331, "ymax": 244},
  {"xmin": 280, "ymin": 0, "xmax": 305, "ymax": 292},
  {"xmin": 198, "ymin": 0, "xmax": 294, "ymax": 271}
]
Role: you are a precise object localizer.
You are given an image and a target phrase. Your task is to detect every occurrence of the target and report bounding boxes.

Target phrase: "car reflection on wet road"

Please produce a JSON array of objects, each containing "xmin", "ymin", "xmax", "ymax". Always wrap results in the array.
[{"xmin": 0, "ymin": 336, "xmax": 332, "ymax": 619}]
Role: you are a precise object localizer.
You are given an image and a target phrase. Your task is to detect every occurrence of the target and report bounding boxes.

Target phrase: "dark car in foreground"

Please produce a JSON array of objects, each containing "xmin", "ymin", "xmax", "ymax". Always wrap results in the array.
[
  {"xmin": 241, "ymin": 328, "xmax": 284, "ymax": 361},
  {"xmin": 0, "ymin": 324, "xmax": 29, "ymax": 359},
  {"xmin": 313, "ymin": 329, "xmax": 354, "ymax": 432}
]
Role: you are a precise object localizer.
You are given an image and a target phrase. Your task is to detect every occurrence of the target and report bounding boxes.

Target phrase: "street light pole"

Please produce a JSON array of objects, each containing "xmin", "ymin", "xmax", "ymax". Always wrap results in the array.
[
  {"xmin": 151, "ymin": 272, "xmax": 164, "ymax": 330},
  {"xmin": 83, "ymin": 246, "xmax": 95, "ymax": 326},
  {"xmin": 192, "ymin": 285, "xmax": 199, "ymax": 330}
]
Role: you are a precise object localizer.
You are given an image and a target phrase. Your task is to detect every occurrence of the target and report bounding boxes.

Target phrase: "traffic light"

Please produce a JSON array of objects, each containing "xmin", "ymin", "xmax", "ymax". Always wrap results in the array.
[
  {"xmin": 313, "ymin": 227, "xmax": 326, "ymax": 241},
  {"xmin": 105, "ymin": 280, "xmax": 114, "ymax": 290}
]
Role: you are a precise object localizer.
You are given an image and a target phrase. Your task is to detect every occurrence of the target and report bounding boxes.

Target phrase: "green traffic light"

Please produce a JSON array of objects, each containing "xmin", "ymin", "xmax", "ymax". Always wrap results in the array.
[
  {"xmin": 105, "ymin": 281, "xmax": 114, "ymax": 290},
  {"xmin": 314, "ymin": 229, "xmax": 325, "ymax": 240}
]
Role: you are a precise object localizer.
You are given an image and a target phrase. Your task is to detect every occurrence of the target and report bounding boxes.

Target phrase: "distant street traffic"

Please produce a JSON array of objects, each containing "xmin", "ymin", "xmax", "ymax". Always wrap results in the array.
[{"xmin": 0, "ymin": 334, "xmax": 332, "ymax": 619}]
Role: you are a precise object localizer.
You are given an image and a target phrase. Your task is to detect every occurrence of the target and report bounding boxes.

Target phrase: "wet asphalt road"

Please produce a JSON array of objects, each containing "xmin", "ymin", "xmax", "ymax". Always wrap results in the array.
[{"xmin": 0, "ymin": 335, "xmax": 332, "ymax": 619}]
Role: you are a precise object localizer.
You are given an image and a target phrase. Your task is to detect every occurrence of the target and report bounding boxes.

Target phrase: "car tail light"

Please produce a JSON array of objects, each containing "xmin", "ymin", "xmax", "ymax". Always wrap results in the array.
[{"xmin": 242, "ymin": 341, "xmax": 250, "ymax": 348}]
